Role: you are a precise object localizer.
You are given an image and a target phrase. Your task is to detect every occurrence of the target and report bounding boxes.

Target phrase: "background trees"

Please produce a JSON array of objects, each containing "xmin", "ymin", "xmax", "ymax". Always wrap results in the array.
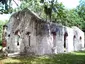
[
  {"xmin": 0, "ymin": 20, "xmax": 8, "ymax": 45},
  {"xmin": 0, "ymin": 0, "xmax": 85, "ymax": 29},
  {"xmin": 0, "ymin": 0, "xmax": 85, "ymax": 45},
  {"xmin": 18, "ymin": 0, "xmax": 85, "ymax": 29},
  {"xmin": 0, "ymin": 0, "xmax": 13, "ymax": 14},
  {"xmin": 76, "ymin": 0, "xmax": 85, "ymax": 29}
]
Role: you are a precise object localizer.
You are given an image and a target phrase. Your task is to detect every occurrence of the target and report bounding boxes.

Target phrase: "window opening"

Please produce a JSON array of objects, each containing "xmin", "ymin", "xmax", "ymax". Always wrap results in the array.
[
  {"xmin": 29, "ymin": 36, "xmax": 30, "ymax": 46},
  {"xmin": 26, "ymin": 32, "xmax": 31, "ymax": 46},
  {"xmin": 74, "ymin": 35, "xmax": 76, "ymax": 38},
  {"xmin": 8, "ymin": 34, "xmax": 10, "ymax": 37},
  {"xmin": 80, "ymin": 36, "xmax": 82, "ymax": 40},
  {"xmin": 64, "ymin": 32, "xmax": 68, "ymax": 52},
  {"xmin": 17, "ymin": 35, "xmax": 20, "ymax": 46},
  {"xmin": 51, "ymin": 32, "xmax": 56, "ymax": 39}
]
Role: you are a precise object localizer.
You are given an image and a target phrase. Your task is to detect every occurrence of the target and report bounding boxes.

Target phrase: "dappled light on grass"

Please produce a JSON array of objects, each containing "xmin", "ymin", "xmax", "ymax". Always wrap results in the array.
[
  {"xmin": 71, "ymin": 51, "xmax": 85, "ymax": 55},
  {"xmin": 0, "ymin": 51, "xmax": 85, "ymax": 64},
  {"xmin": 1, "ymin": 58, "xmax": 21, "ymax": 64}
]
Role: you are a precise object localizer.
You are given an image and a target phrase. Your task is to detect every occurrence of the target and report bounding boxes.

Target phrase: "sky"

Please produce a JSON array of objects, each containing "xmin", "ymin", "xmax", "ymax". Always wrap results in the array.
[
  {"xmin": 0, "ymin": 14, "xmax": 11, "ymax": 21},
  {"xmin": 11, "ymin": 0, "xmax": 21, "ymax": 9},
  {"xmin": 0, "ymin": 0, "xmax": 80, "ymax": 21},
  {"xmin": 12, "ymin": 0, "xmax": 80, "ymax": 9},
  {"xmin": 58, "ymin": 0, "xmax": 79, "ymax": 9}
]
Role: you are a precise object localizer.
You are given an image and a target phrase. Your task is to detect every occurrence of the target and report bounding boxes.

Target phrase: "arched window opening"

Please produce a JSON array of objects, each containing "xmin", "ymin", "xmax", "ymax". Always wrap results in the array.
[
  {"xmin": 64, "ymin": 32, "xmax": 68, "ymax": 52},
  {"xmin": 26, "ymin": 32, "xmax": 30, "ymax": 35},
  {"xmin": 8, "ymin": 46, "xmax": 9, "ymax": 49},
  {"xmin": 51, "ymin": 32, "xmax": 56, "ymax": 39},
  {"xmin": 74, "ymin": 35, "xmax": 76, "ymax": 39},
  {"xmin": 29, "ymin": 36, "xmax": 30, "ymax": 46},
  {"xmin": 15, "ymin": 30, "xmax": 20, "ymax": 35},
  {"xmin": 17, "ymin": 42, "xmax": 19, "ymax": 46},
  {"xmin": 8, "ymin": 34, "xmax": 10, "ymax": 37},
  {"xmin": 15, "ymin": 30, "xmax": 21, "ymax": 46},
  {"xmin": 26, "ymin": 32, "xmax": 31, "ymax": 46},
  {"xmin": 80, "ymin": 36, "xmax": 82, "ymax": 40}
]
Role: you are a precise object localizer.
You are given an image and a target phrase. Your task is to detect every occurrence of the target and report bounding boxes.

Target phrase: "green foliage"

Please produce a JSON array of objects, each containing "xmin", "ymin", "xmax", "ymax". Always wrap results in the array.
[
  {"xmin": 0, "ymin": 39, "xmax": 2, "ymax": 46},
  {"xmin": 0, "ymin": 20, "xmax": 8, "ymax": 45},
  {"xmin": 0, "ymin": 0, "xmax": 85, "ymax": 30},
  {"xmin": 14, "ymin": 0, "xmax": 85, "ymax": 29},
  {"xmin": 0, "ymin": 0, "xmax": 13, "ymax": 14},
  {"xmin": 64, "ymin": 9, "xmax": 82, "ymax": 28},
  {"xmin": 75, "ymin": 0, "xmax": 85, "ymax": 29},
  {"xmin": 17, "ymin": 0, "xmax": 65, "ymax": 22}
]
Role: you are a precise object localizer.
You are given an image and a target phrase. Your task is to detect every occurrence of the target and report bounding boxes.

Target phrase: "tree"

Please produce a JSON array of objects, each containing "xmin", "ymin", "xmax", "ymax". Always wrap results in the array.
[
  {"xmin": 76, "ymin": 0, "xmax": 85, "ymax": 29},
  {"xmin": 0, "ymin": 0, "xmax": 84, "ymax": 30},
  {"xmin": 18, "ymin": 0, "xmax": 66, "ymax": 23},
  {"xmin": 12, "ymin": 0, "xmax": 84, "ymax": 28},
  {"xmin": 0, "ymin": 0, "xmax": 67, "ymax": 23},
  {"xmin": 0, "ymin": 0, "xmax": 13, "ymax": 14},
  {"xmin": 0, "ymin": 20, "xmax": 8, "ymax": 45},
  {"xmin": 66, "ymin": 9, "xmax": 83, "ymax": 28}
]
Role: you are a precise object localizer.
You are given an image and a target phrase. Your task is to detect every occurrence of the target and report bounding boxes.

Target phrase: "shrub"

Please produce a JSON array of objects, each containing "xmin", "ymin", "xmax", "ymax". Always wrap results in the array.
[{"xmin": 0, "ymin": 39, "xmax": 2, "ymax": 46}]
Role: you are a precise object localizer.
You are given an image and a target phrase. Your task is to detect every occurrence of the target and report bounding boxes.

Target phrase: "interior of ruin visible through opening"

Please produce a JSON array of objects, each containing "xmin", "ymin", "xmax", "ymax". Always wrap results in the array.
[{"xmin": 64, "ymin": 32, "xmax": 68, "ymax": 52}]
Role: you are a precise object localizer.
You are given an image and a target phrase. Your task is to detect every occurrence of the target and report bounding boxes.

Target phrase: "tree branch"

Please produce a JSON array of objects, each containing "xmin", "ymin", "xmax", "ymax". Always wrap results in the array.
[{"xmin": 13, "ymin": 0, "xmax": 19, "ymax": 6}]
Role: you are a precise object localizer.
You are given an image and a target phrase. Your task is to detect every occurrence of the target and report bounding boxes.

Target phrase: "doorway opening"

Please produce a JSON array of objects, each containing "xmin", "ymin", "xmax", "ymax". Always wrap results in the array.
[{"xmin": 64, "ymin": 32, "xmax": 68, "ymax": 52}]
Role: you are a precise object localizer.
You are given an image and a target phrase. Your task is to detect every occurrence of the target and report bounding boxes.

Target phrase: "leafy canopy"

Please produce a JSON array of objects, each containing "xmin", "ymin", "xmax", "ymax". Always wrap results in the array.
[{"xmin": 0, "ymin": 0, "xmax": 85, "ymax": 29}]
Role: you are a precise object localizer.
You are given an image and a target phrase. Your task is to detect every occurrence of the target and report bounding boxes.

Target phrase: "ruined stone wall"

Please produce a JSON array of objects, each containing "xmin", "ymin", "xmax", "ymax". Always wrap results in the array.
[
  {"xmin": 6, "ymin": 9, "xmax": 38, "ymax": 53},
  {"xmin": 64, "ymin": 27, "xmax": 74, "ymax": 52},
  {"xmin": 35, "ymin": 22, "xmax": 53, "ymax": 55},
  {"xmin": 56, "ymin": 25, "xmax": 64, "ymax": 53},
  {"xmin": 50, "ymin": 23, "xmax": 64, "ymax": 53},
  {"xmin": 6, "ymin": 9, "xmax": 53, "ymax": 55},
  {"xmin": 6, "ymin": 15, "xmax": 19, "ymax": 52},
  {"xmin": 72, "ymin": 26, "xmax": 84, "ymax": 51},
  {"xmin": 36, "ymin": 23, "xmax": 65, "ymax": 54},
  {"xmin": 5, "ymin": 9, "xmax": 85, "ymax": 55}
]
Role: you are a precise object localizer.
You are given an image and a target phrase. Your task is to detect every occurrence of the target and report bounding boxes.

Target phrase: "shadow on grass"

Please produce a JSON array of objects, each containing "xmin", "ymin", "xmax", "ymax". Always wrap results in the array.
[
  {"xmin": 0, "ymin": 54, "xmax": 7, "ymax": 60},
  {"xmin": 1, "ymin": 51, "xmax": 85, "ymax": 64}
]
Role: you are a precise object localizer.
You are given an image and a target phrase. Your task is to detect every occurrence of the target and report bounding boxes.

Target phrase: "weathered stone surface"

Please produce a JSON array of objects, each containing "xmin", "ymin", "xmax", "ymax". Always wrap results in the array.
[
  {"xmin": 64, "ymin": 27, "xmax": 74, "ymax": 52},
  {"xmin": 50, "ymin": 23, "xmax": 64, "ymax": 53},
  {"xmin": 3, "ymin": 8, "xmax": 84, "ymax": 56},
  {"xmin": 72, "ymin": 26, "xmax": 84, "ymax": 51}
]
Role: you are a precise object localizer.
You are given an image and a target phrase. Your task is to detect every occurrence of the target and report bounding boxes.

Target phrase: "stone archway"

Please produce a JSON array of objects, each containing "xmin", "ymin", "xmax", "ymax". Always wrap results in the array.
[
  {"xmin": 14, "ymin": 30, "xmax": 21, "ymax": 52},
  {"xmin": 64, "ymin": 32, "xmax": 68, "ymax": 52},
  {"xmin": 26, "ymin": 32, "xmax": 31, "ymax": 47}
]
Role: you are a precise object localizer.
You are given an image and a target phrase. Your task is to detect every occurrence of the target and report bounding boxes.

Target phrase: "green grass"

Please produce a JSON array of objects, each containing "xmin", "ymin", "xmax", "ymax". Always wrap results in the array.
[
  {"xmin": 0, "ymin": 46, "xmax": 2, "ymax": 50},
  {"xmin": 0, "ymin": 46, "xmax": 2, "ymax": 48},
  {"xmin": 0, "ymin": 51, "xmax": 85, "ymax": 64}
]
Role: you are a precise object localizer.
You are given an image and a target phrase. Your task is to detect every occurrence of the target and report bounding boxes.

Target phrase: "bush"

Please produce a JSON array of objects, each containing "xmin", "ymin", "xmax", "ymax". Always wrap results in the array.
[{"xmin": 0, "ymin": 39, "xmax": 2, "ymax": 46}]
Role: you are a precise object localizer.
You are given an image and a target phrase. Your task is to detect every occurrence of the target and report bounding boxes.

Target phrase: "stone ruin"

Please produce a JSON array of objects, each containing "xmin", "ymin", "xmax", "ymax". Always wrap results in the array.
[
  {"xmin": 72, "ymin": 26, "xmax": 84, "ymax": 51},
  {"xmin": 2, "ymin": 8, "xmax": 85, "ymax": 55}
]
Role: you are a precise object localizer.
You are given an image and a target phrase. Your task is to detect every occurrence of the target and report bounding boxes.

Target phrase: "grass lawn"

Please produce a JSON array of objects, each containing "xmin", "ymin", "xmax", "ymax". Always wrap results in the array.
[
  {"xmin": 0, "ymin": 46, "xmax": 2, "ymax": 50},
  {"xmin": 0, "ymin": 51, "xmax": 85, "ymax": 64}
]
